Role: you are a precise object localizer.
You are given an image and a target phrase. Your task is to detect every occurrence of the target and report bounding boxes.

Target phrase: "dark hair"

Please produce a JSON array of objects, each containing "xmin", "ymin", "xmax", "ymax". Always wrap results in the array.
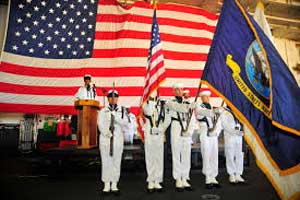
[{"xmin": 107, "ymin": 92, "xmax": 119, "ymax": 98}]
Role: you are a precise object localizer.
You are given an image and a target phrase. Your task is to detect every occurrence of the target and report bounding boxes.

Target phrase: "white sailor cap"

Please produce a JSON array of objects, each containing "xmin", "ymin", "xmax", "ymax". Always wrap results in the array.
[
  {"xmin": 83, "ymin": 74, "xmax": 92, "ymax": 79},
  {"xmin": 172, "ymin": 82, "xmax": 184, "ymax": 89},
  {"xmin": 107, "ymin": 90, "xmax": 119, "ymax": 97},
  {"xmin": 183, "ymin": 89, "xmax": 190, "ymax": 94},
  {"xmin": 199, "ymin": 90, "xmax": 211, "ymax": 97},
  {"xmin": 149, "ymin": 90, "xmax": 157, "ymax": 98},
  {"xmin": 124, "ymin": 105, "xmax": 130, "ymax": 109}
]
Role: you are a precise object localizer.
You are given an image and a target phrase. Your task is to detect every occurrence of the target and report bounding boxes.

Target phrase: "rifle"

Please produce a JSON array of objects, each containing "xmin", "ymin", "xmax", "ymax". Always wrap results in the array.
[
  {"xmin": 109, "ymin": 82, "xmax": 116, "ymax": 157},
  {"xmin": 207, "ymin": 100, "xmax": 225, "ymax": 136}
]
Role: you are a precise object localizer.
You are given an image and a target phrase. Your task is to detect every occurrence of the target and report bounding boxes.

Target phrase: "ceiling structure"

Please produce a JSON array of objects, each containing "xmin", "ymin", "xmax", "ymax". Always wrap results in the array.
[{"xmin": 240, "ymin": 0, "xmax": 300, "ymax": 43}]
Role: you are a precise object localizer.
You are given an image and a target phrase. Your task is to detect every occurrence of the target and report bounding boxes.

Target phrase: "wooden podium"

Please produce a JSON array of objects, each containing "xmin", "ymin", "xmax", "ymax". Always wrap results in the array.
[{"xmin": 74, "ymin": 99, "xmax": 100, "ymax": 149}]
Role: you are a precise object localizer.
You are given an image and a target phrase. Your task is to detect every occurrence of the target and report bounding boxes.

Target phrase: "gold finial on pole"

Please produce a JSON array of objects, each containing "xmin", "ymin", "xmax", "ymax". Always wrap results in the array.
[{"xmin": 152, "ymin": 0, "xmax": 158, "ymax": 9}]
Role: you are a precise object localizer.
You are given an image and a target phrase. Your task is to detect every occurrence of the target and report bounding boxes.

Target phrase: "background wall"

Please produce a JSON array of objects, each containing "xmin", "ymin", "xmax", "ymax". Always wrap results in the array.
[
  {"xmin": 274, "ymin": 37, "xmax": 300, "ymax": 84},
  {"xmin": 0, "ymin": 5, "xmax": 8, "ymax": 57},
  {"xmin": 0, "ymin": 112, "xmax": 23, "ymax": 124}
]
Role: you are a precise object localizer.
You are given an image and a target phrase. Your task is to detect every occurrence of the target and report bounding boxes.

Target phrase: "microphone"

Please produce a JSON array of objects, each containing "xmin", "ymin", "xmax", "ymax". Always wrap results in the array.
[{"xmin": 92, "ymin": 84, "xmax": 96, "ymax": 99}]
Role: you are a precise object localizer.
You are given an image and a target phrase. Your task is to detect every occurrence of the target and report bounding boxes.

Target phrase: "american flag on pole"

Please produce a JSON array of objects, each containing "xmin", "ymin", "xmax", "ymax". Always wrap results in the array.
[
  {"xmin": 137, "ymin": 7, "xmax": 166, "ymax": 140},
  {"xmin": 142, "ymin": 8, "xmax": 165, "ymax": 103},
  {"xmin": 0, "ymin": 0, "xmax": 220, "ymax": 115}
]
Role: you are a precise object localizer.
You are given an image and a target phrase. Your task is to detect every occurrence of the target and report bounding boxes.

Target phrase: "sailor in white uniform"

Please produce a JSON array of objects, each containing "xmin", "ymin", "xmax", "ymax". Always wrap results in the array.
[
  {"xmin": 75, "ymin": 74, "xmax": 97, "ymax": 100},
  {"xmin": 143, "ymin": 93, "xmax": 168, "ymax": 193},
  {"xmin": 212, "ymin": 106, "xmax": 245, "ymax": 184},
  {"xmin": 98, "ymin": 90, "xmax": 129, "ymax": 195},
  {"xmin": 165, "ymin": 83, "xmax": 196, "ymax": 192},
  {"xmin": 196, "ymin": 90, "xmax": 219, "ymax": 189},
  {"xmin": 123, "ymin": 106, "xmax": 137, "ymax": 145}
]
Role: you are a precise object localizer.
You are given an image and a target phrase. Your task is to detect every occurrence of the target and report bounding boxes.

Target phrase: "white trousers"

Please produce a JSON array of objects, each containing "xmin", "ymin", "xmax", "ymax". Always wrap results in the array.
[
  {"xmin": 171, "ymin": 121, "xmax": 192, "ymax": 180},
  {"xmin": 144, "ymin": 132, "xmax": 164, "ymax": 183},
  {"xmin": 99, "ymin": 135, "xmax": 124, "ymax": 183},
  {"xmin": 199, "ymin": 126, "xmax": 218, "ymax": 178},
  {"xmin": 224, "ymin": 133, "xmax": 244, "ymax": 176}
]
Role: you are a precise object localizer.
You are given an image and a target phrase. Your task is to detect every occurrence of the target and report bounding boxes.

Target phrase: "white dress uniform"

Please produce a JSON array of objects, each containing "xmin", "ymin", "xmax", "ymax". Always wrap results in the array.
[
  {"xmin": 123, "ymin": 112, "xmax": 137, "ymax": 144},
  {"xmin": 98, "ymin": 104, "xmax": 129, "ymax": 192},
  {"xmin": 182, "ymin": 98, "xmax": 196, "ymax": 181},
  {"xmin": 75, "ymin": 86, "xmax": 97, "ymax": 100},
  {"xmin": 166, "ymin": 96, "xmax": 196, "ymax": 190},
  {"xmin": 213, "ymin": 107, "xmax": 245, "ymax": 183},
  {"xmin": 196, "ymin": 101, "xmax": 219, "ymax": 186},
  {"xmin": 143, "ymin": 100, "xmax": 168, "ymax": 191}
]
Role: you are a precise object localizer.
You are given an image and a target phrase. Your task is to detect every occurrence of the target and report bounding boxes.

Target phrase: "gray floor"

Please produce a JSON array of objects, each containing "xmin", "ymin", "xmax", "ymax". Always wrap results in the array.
[{"xmin": 0, "ymin": 152, "xmax": 280, "ymax": 200}]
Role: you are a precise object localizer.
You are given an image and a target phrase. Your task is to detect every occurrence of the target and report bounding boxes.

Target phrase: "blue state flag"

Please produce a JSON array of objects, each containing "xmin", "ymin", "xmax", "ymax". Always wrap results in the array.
[{"xmin": 201, "ymin": 0, "xmax": 300, "ymax": 199}]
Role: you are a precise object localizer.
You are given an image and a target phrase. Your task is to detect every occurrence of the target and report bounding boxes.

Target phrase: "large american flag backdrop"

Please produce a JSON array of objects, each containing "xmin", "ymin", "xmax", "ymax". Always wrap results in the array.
[{"xmin": 0, "ymin": 0, "xmax": 220, "ymax": 115}]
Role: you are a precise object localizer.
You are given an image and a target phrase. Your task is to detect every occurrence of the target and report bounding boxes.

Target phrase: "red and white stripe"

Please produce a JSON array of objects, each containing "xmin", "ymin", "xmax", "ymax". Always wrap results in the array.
[
  {"xmin": 0, "ymin": 0, "xmax": 221, "ymax": 115},
  {"xmin": 142, "ymin": 42, "xmax": 165, "ymax": 102}
]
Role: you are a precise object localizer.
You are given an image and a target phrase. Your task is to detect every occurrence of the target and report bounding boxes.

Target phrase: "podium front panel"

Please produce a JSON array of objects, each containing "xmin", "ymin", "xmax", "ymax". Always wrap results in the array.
[{"xmin": 75, "ymin": 99, "xmax": 99, "ymax": 149}]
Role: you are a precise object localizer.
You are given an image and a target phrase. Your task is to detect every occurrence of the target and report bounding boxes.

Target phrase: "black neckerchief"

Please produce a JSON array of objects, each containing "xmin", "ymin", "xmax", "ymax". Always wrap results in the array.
[
  {"xmin": 156, "ymin": 101, "xmax": 165, "ymax": 127},
  {"xmin": 175, "ymin": 96, "xmax": 183, "ymax": 103},
  {"xmin": 108, "ymin": 104, "xmax": 118, "ymax": 111},
  {"xmin": 202, "ymin": 102, "xmax": 211, "ymax": 109}
]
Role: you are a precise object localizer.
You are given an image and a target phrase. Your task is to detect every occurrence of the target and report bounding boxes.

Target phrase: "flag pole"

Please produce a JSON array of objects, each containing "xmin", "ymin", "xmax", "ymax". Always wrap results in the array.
[
  {"xmin": 185, "ymin": 81, "xmax": 202, "ymax": 132},
  {"xmin": 194, "ymin": 81, "xmax": 202, "ymax": 103}
]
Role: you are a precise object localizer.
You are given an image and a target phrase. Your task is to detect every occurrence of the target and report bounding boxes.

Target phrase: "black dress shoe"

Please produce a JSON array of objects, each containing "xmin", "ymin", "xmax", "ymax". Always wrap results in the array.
[
  {"xmin": 147, "ymin": 188, "xmax": 155, "ymax": 193},
  {"xmin": 155, "ymin": 188, "xmax": 164, "ymax": 193},
  {"xmin": 102, "ymin": 191, "xmax": 110, "ymax": 196},
  {"xmin": 236, "ymin": 181, "xmax": 246, "ymax": 185},
  {"xmin": 112, "ymin": 190, "xmax": 120, "ymax": 196},
  {"xmin": 175, "ymin": 187, "xmax": 184, "ymax": 192},
  {"xmin": 184, "ymin": 186, "xmax": 193, "ymax": 191},
  {"xmin": 205, "ymin": 184, "xmax": 214, "ymax": 190},
  {"xmin": 212, "ymin": 183, "xmax": 221, "ymax": 188}
]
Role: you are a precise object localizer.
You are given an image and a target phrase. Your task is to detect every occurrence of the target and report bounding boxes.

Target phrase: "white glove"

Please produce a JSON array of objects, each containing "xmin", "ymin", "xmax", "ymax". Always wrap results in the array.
[
  {"xmin": 151, "ymin": 127, "xmax": 159, "ymax": 135},
  {"xmin": 208, "ymin": 130, "xmax": 218, "ymax": 137},
  {"xmin": 103, "ymin": 131, "xmax": 113, "ymax": 138},
  {"xmin": 214, "ymin": 107, "xmax": 224, "ymax": 114},
  {"xmin": 182, "ymin": 131, "xmax": 190, "ymax": 137},
  {"xmin": 189, "ymin": 102, "xmax": 197, "ymax": 109},
  {"xmin": 158, "ymin": 127, "xmax": 164, "ymax": 135},
  {"xmin": 236, "ymin": 130, "xmax": 244, "ymax": 136}
]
